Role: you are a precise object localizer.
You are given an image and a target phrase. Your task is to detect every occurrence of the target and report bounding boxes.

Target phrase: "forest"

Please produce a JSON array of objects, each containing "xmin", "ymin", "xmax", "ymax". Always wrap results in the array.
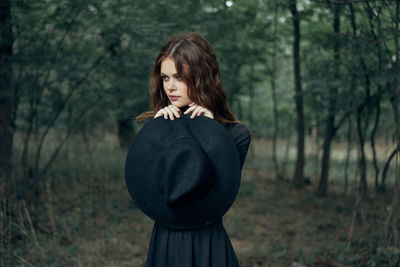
[{"xmin": 1, "ymin": 0, "xmax": 400, "ymax": 266}]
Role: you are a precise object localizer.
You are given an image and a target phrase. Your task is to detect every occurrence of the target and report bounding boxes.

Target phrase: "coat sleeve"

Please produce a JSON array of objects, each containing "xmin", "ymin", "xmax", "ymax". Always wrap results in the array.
[{"xmin": 226, "ymin": 123, "xmax": 251, "ymax": 170}]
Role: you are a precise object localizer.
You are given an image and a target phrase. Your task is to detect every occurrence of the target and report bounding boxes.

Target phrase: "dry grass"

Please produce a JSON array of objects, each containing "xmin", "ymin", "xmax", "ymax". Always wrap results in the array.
[{"xmin": 228, "ymin": 169, "xmax": 390, "ymax": 266}]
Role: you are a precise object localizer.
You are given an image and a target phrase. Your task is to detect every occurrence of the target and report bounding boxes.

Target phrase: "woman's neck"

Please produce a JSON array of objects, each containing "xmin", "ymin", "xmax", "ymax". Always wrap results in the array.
[{"xmin": 179, "ymin": 105, "xmax": 190, "ymax": 113}]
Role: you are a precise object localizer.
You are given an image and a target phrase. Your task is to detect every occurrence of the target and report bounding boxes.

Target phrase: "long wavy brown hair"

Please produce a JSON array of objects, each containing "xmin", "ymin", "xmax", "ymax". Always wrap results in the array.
[{"xmin": 136, "ymin": 32, "xmax": 238, "ymax": 125}]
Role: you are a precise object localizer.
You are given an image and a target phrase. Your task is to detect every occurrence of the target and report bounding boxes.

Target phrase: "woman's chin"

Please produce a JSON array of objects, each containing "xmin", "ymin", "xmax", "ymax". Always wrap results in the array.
[{"xmin": 171, "ymin": 102, "xmax": 190, "ymax": 108}]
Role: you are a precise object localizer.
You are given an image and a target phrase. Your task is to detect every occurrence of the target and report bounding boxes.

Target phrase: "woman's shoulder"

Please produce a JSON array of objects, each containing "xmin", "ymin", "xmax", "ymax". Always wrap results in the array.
[
  {"xmin": 144, "ymin": 117, "xmax": 153, "ymax": 125},
  {"xmin": 225, "ymin": 122, "xmax": 250, "ymax": 135},
  {"xmin": 225, "ymin": 122, "xmax": 251, "ymax": 146}
]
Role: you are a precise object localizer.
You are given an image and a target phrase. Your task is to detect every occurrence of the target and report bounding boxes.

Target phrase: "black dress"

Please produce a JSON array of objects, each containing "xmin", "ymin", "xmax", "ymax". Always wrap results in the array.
[{"xmin": 145, "ymin": 121, "xmax": 251, "ymax": 267}]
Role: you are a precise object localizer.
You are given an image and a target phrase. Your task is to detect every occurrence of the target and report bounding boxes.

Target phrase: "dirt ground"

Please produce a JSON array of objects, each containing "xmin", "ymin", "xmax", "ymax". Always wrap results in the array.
[{"xmin": 9, "ymin": 165, "xmax": 396, "ymax": 267}]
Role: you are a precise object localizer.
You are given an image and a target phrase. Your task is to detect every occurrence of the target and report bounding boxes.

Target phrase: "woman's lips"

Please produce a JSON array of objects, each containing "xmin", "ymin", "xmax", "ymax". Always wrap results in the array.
[{"xmin": 169, "ymin": 96, "xmax": 180, "ymax": 101}]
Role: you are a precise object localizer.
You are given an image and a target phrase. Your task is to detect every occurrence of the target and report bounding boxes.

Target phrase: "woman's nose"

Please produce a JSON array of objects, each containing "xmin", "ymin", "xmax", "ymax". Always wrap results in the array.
[{"xmin": 167, "ymin": 81, "xmax": 176, "ymax": 91}]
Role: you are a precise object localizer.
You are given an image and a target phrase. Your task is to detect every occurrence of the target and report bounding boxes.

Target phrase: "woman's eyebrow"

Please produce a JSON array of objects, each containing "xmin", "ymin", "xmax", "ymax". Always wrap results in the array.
[{"xmin": 160, "ymin": 72, "xmax": 178, "ymax": 77}]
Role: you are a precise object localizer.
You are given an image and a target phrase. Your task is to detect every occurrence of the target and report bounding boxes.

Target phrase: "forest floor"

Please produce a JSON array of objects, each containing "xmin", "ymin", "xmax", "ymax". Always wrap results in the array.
[
  {"xmin": 5, "ymin": 135, "xmax": 400, "ymax": 266},
  {"xmin": 8, "ymin": 166, "xmax": 398, "ymax": 267}
]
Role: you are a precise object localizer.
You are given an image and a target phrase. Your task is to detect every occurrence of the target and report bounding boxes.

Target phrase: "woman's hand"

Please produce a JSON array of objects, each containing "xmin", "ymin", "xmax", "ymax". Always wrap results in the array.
[
  {"xmin": 184, "ymin": 103, "xmax": 214, "ymax": 119},
  {"xmin": 154, "ymin": 105, "xmax": 181, "ymax": 120}
]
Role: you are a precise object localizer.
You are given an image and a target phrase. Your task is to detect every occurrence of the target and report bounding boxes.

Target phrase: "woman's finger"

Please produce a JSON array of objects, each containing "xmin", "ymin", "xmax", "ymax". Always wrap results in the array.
[
  {"xmin": 182, "ymin": 103, "xmax": 214, "ymax": 119},
  {"xmin": 154, "ymin": 110, "xmax": 162, "ymax": 118},
  {"xmin": 155, "ymin": 106, "xmax": 182, "ymax": 120},
  {"xmin": 184, "ymin": 105, "xmax": 197, "ymax": 115},
  {"xmin": 196, "ymin": 108, "xmax": 206, "ymax": 117},
  {"xmin": 204, "ymin": 111, "xmax": 214, "ymax": 119},
  {"xmin": 189, "ymin": 106, "xmax": 199, "ymax": 118},
  {"xmin": 191, "ymin": 106, "xmax": 204, "ymax": 119},
  {"xmin": 162, "ymin": 109, "xmax": 168, "ymax": 120},
  {"xmin": 164, "ymin": 107, "xmax": 175, "ymax": 120},
  {"xmin": 171, "ymin": 105, "xmax": 181, "ymax": 112},
  {"xmin": 168, "ymin": 105, "xmax": 181, "ymax": 118}
]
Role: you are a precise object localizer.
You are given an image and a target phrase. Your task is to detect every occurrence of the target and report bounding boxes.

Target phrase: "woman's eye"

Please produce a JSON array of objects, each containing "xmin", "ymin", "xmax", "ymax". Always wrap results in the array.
[{"xmin": 161, "ymin": 75, "xmax": 169, "ymax": 81}]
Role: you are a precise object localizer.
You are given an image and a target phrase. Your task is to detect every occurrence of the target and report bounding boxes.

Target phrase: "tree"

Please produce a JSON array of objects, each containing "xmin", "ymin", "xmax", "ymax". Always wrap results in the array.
[
  {"xmin": 271, "ymin": 0, "xmax": 282, "ymax": 181},
  {"xmin": 290, "ymin": 0, "xmax": 306, "ymax": 188},
  {"xmin": 0, "ymin": 0, "xmax": 14, "ymax": 197},
  {"xmin": 384, "ymin": 0, "xmax": 400, "ymax": 247},
  {"xmin": 315, "ymin": 2, "xmax": 342, "ymax": 196}
]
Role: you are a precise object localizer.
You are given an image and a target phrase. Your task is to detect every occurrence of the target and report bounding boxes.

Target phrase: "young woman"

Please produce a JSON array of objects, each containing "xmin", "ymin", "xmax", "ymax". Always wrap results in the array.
[{"xmin": 136, "ymin": 32, "xmax": 251, "ymax": 267}]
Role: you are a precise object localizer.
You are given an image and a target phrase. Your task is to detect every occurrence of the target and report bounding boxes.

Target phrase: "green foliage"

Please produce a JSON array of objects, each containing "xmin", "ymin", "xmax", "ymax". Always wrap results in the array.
[{"xmin": 10, "ymin": 0, "xmax": 400, "ymax": 171}]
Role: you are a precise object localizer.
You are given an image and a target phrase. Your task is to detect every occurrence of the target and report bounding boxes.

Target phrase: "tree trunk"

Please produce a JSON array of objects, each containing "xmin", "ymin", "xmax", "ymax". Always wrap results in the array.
[
  {"xmin": 117, "ymin": 117, "xmax": 135, "ymax": 149},
  {"xmin": 290, "ymin": 0, "xmax": 305, "ymax": 188},
  {"xmin": 344, "ymin": 116, "xmax": 353, "ymax": 195},
  {"xmin": 370, "ymin": 98, "xmax": 381, "ymax": 193},
  {"xmin": 271, "ymin": 0, "xmax": 280, "ymax": 181},
  {"xmin": 385, "ymin": 0, "xmax": 400, "ymax": 247},
  {"xmin": 106, "ymin": 35, "xmax": 136, "ymax": 149},
  {"xmin": 0, "ymin": 0, "xmax": 14, "ymax": 197},
  {"xmin": 391, "ymin": 1, "xmax": 400, "ymax": 153},
  {"xmin": 283, "ymin": 133, "xmax": 291, "ymax": 171},
  {"xmin": 248, "ymin": 83, "xmax": 254, "ymax": 125},
  {"xmin": 349, "ymin": 2, "xmax": 371, "ymax": 197},
  {"xmin": 356, "ymin": 105, "xmax": 368, "ymax": 196},
  {"xmin": 316, "ymin": 3, "xmax": 341, "ymax": 196},
  {"xmin": 366, "ymin": 0, "xmax": 383, "ymax": 194},
  {"xmin": 317, "ymin": 127, "xmax": 334, "ymax": 196},
  {"xmin": 381, "ymin": 145, "xmax": 400, "ymax": 192},
  {"xmin": 311, "ymin": 120, "xmax": 319, "ymax": 180},
  {"xmin": 236, "ymin": 93, "xmax": 243, "ymax": 120}
]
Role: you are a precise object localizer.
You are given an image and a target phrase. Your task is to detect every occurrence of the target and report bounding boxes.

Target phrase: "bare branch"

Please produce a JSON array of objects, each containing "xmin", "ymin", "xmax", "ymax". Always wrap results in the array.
[
  {"xmin": 33, "ymin": 54, "xmax": 105, "ymax": 176},
  {"xmin": 36, "ymin": 6, "xmax": 82, "ymax": 99}
]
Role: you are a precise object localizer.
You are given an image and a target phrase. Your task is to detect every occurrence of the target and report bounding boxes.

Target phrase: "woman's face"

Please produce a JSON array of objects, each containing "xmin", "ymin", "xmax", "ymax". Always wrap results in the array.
[{"xmin": 160, "ymin": 57, "xmax": 191, "ymax": 108}]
